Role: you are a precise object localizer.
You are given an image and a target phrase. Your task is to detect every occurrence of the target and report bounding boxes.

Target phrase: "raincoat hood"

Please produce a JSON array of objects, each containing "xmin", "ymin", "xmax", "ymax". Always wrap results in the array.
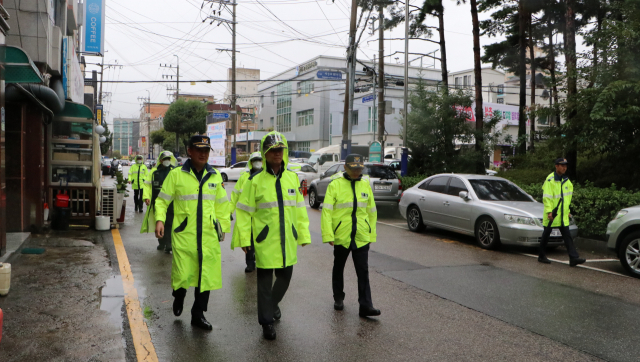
[
  {"xmin": 155, "ymin": 150, "xmax": 178, "ymax": 168},
  {"xmin": 260, "ymin": 131, "xmax": 289, "ymax": 170}
]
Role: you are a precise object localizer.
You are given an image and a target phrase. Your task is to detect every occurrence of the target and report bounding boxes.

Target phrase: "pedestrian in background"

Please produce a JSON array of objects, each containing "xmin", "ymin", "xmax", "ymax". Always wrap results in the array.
[
  {"xmin": 128, "ymin": 155, "xmax": 148, "ymax": 213},
  {"xmin": 538, "ymin": 158, "xmax": 586, "ymax": 267},
  {"xmin": 234, "ymin": 132, "xmax": 311, "ymax": 340},
  {"xmin": 140, "ymin": 151, "xmax": 177, "ymax": 253},
  {"xmin": 230, "ymin": 151, "xmax": 263, "ymax": 273},
  {"xmin": 154, "ymin": 135, "xmax": 231, "ymax": 330},
  {"xmin": 321, "ymin": 154, "xmax": 381, "ymax": 318}
]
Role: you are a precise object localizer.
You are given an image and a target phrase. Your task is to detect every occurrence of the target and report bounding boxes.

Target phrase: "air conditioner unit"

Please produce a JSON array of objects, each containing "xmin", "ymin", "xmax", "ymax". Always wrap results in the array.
[{"xmin": 101, "ymin": 186, "xmax": 116, "ymax": 227}]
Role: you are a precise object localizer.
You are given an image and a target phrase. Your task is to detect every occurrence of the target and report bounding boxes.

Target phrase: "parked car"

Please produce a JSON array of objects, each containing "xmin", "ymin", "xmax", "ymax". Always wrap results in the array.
[
  {"xmin": 219, "ymin": 161, "xmax": 248, "ymax": 182},
  {"xmin": 308, "ymin": 163, "xmax": 401, "ymax": 209},
  {"xmin": 398, "ymin": 174, "xmax": 578, "ymax": 250},
  {"xmin": 101, "ymin": 159, "xmax": 112, "ymax": 176},
  {"xmin": 176, "ymin": 157, "xmax": 187, "ymax": 166},
  {"xmin": 289, "ymin": 163, "xmax": 319, "ymax": 187},
  {"xmin": 606, "ymin": 205, "xmax": 640, "ymax": 278}
]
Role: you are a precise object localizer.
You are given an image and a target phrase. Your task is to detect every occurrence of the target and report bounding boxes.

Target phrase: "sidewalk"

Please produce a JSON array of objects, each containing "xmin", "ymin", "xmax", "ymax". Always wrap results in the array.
[{"xmin": 0, "ymin": 230, "xmax": 126, "ymax": 362}]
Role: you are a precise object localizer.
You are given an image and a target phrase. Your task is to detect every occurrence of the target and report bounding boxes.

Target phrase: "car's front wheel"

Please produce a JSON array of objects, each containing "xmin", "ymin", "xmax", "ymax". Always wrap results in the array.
[
  {"xmin": 475, "ymin": 217, "xmax": 501, "ymax": 250},
  {"xmin": 308, "ymin": 188, "xmax": 320, "ymax": 209},
  {"xmin": 221, "ymin": 173, "xmax": 228, "ymax": 182},
  {"xmin": 619, "ymin": 231, "xmax": 640, "ymax": 278},
  {"xmin": 407, "ymin": 205, "xmax": 425, "ymax": 232}
]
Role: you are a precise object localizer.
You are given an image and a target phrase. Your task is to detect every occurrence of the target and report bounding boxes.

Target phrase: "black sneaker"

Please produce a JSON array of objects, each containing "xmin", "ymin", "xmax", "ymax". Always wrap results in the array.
[
  {"xmin": 157, "ymin": 244, "xmax": 164, "ymax": 251},
  {"xmin": 334, "ymin": 300, "xmax": 344, "ymax": 311},
  {"xmin": 359, "ymin": 306, "xmax": 381, "ymax": 318},
  {"xmin": 570, "ymin": 257, "xmax": 586, "ymax": 267},
  {"xmin": 262, "ymin": 324, "xmax": 276, "ymax": 340},
  {"xmin": 538, "ymin": 256, "xmax": 551, "ymax": 264}
]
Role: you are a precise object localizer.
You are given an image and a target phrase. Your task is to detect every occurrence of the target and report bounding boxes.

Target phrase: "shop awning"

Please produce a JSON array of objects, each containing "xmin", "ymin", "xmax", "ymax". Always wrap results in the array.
[
  {"xmin": 55, "ymin": 101, "xmax": 94, "ymax": 121},
  {"xmin": 5, "ymin": 46, "xmax": 44, "ymax": 84}
]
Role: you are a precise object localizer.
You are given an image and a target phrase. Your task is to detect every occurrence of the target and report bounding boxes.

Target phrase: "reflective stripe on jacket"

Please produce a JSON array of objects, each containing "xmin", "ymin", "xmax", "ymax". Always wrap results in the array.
[
  {"xmin": 321, "ymin": 172, "xmax": 377, "ymax": 248},
  {"xmin": 230, "ymin": 169, "xmax": 251, "ymax": 250},
  {"xmin": 234, "ymin": 132, "xmax": 311, "ymax": 269},
  {"xmin": 542, "ymin": 172, "xmax": 573, "ymax": 227},
  {"xmin": 154, "ymin": 160, "xmax": 231, "ymax": 292},
  {"xmin": 127, "ymin": 163, "xmax": 148, "ymax": 190}
]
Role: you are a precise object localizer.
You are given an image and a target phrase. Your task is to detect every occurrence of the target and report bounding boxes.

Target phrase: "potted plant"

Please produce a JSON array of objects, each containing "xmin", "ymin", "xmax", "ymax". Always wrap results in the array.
[{"xmin": 114, "ymin": 170, "xmax": 129, "ymax": 220}]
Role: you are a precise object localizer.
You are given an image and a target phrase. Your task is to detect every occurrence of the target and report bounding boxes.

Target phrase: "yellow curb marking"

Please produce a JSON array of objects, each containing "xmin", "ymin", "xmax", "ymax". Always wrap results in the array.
[{"xmin": 112, "ymin": 229, "xmax": 159, "ymax": 362}]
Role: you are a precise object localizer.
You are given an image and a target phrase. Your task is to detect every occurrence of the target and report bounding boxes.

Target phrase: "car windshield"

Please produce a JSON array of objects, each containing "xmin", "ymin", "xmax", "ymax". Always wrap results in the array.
[
  {"xmin": 468, "ymin": 179, "xmax": 533, "ymax": 202},
  {"xmin": 308, "ymin": 154, "xmax": 319, "ymax": 165},
  {"xmin": 364, "ymin": 165, "xmax": 397, "ymax": 179}
]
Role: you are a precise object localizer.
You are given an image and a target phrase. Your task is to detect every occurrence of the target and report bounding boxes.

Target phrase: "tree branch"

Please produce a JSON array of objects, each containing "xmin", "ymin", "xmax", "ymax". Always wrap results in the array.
[{"xmin": 384, "ymin": 50, "xmax": 441, "ymax": 61}]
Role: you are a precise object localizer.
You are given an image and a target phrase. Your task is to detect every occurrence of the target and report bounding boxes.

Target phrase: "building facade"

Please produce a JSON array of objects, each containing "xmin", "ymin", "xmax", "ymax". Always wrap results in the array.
[
  {"xmin": 225, "ymin": 68, "xmax": 260, "ymax": 108},
  {"xmin": 113, "ymin": 118, "xmax": 137, "ymax": 157},
  {"xmin": 256, "ymin": 55, "xmax": 441, "ymax": 153},
  {"xmin": 139, "ymin": 102, "xmax": 170, "ymax": 159}
]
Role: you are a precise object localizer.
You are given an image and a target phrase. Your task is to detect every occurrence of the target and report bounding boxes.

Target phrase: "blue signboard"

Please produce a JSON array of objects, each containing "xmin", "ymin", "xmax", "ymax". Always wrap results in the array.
[
  {"xmin": 316, "ymin": 70, "xmax": 343, "ymax": 80},
  {"xmin": 362, "ymin": 94, "xmax": 376, "ymax": 103},
  {"xmin": 213, "ymin": 113, "xmax": 230, "ymax": 119},
  {"xmin": 62, "ymin": 38, "xmax": 68, "ymax": 99},
  {"xmin": 83, "ymin": 0, "xmax": 105, "ymax": 54}
]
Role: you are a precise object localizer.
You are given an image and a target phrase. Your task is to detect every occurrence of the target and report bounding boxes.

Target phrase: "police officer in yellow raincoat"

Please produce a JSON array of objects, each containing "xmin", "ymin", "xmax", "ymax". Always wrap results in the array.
[
  {"xmin": 538, "ymin": 158, "xmax": 585, "ymax": 267},
  {"xmin": 128, "ymin": 155, "xmax": 149, "ymax": 212},
  {"xmin": 154, "ymin": 135, "xmax": 231, "ymax": 330},
  {"xmin": 234, "ymin": 132, "xmax": 311, "ymax": 340},
  {"xmin": 321, "ymin": 154, "xmax": 381, "ymax": 318},
  {"xmin": 230, "ymin": 151, "xmax": 263, "ymax": 272},
  {"xmin": 140, "ymin": 151, "xmax": 178, "ymax": 253}
]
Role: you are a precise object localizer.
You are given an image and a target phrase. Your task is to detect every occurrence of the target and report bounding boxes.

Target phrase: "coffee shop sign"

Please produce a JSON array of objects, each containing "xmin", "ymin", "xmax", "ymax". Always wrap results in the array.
[{"xmin": 296, "ymin": 60, "xmax": 318, "ymax": 75}]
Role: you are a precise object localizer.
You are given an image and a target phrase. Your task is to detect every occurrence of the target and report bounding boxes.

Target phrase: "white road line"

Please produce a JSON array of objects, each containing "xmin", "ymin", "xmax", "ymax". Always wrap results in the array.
[
  {"xmin": 583, "ymin": 259, "xmax": 620, "ymax": 263},
  {"xmin": 377, "ymin": 221, "xmax": 409, "ymax": 230},
  {"xmin": 520, "ymin": 253, "xmax": 629, "ymax": 278}
]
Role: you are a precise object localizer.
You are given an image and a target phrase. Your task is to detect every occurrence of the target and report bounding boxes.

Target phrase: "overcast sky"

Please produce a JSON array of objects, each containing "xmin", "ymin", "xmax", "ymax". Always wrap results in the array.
[{"xmin": 92, "ymin": 0, "xmax": 552, "ymax": 125}]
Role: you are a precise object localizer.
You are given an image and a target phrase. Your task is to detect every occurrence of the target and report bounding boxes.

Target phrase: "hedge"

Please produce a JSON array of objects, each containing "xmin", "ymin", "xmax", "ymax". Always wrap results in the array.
[
  {"xmin": 519, "ymin": 182, "xmax": 640, "ymax": 238},
  {"xmin": 401, "ymin": 174, "xmax": 640, "ymax": 238}
]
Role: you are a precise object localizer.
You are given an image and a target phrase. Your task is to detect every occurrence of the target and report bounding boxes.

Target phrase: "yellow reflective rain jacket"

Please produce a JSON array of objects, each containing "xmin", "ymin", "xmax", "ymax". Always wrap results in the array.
[
  {"xmin": 140, "ymin": 152, "xmax": 178, "ymax": 234},
  {"xmin": 321, "ymin": 173, "xmax": 377, "ymax": 248},
  {"xmin": 234, "ymin": 132, "xmax": 311, "ymax": 269},
  {"xmin": 154, "ymin": 160, "xmax": 231, "ymax": 291},
  {"xmin": 230, "ymin": 168, "xmax": 256, "ymax": 249},
  {"xmin": 128, "ymin": 162, "xmax": 148, "ymax": 190},
  {"xmin": 542, "ymin": 172, "xmax": 573, "ymax": 227}
]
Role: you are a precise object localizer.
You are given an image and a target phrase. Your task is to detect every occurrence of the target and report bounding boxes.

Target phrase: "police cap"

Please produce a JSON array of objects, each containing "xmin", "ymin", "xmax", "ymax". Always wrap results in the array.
[
  {"xmin": 345, "ymin": 154, "xmax": 365, "ymax": 169},
  {"xmin": 554, "ymin": 158, "xmax": 568, "ymax": 165},
  {"xmin": 188, "ymin": 135, "xmax": 211, "ymax": 149},
  {"xmin": 263, "ymin": 133, "xmax": 286, "ymax": 152}
]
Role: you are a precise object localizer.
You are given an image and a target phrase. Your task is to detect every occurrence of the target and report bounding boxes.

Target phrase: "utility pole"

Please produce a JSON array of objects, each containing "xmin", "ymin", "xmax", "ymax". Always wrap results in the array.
[
  {"xmin": 377, "ymin": 4, "xmax": 385, "ymax": 144},
  {"xmin": 401, "ymin": 0, "xmax": 409, "ymax": 176},
  {"xmin": 342, "ymin": 0, "xmax": 358, "ymax": 161},
  {"xmin": 161, "ymin": 57, "xmax": 181, "ymax": 154},
  {"xmin": 205, "ymin": 0, "xmax": 238, "ymax": 163}
]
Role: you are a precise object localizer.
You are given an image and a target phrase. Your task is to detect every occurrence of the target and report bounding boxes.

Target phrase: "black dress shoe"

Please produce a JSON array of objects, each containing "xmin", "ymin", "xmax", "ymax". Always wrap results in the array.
[
  {"xmin": 262, "ymin": 324, "xmax": 276, "ymax": 340},
  {"xmin": 538, "ymin": 256, "xmax": 551, "ymax": 264},
  {"xmin": 244, "ymin": 264, "xmax": 255, "ymax": 273},
  {"xmin": 191, "ymin": 316, "xmax": 213, "ymax": 330},
  {"xmin": 173, "ymin": 297, "xmax": 184, "ymax": 316},
  {"xmin": 334, "ymin": 300, "xmax": 344, "ymax": 311},
  {"xmin": 570, "ymin": 257, "xmax": 586, "ymax": 267},
  {"xmin": 164, "ymin": 247, "xmax": 172, "ymax": 254},
  {"xmin": 157, "ymin": 244, "xmax": 164, "ymax": 251},
  {"xmin": 359, "ymin": 306, "xmax": 381, "ymax": 318},
  {"xmin": 273, "ymin": 306, "xmax": 281, "ymax": 320}
]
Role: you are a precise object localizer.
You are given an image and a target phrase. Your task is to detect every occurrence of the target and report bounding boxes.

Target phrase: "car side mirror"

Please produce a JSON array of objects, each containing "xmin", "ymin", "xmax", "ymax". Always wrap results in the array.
[
  {"xmin": 320, "ymin": 172, "xmax": 326, "ymax": 179},
  {"xmin": 459, "ymin": 191, "xmax": 470, "ymax": 200}
]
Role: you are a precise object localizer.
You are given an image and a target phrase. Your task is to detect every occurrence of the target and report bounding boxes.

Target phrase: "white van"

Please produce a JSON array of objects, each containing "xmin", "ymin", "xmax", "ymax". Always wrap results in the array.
[{"xmin": 308, "ymin": 145, "xmax": 341, "ymax": 174}]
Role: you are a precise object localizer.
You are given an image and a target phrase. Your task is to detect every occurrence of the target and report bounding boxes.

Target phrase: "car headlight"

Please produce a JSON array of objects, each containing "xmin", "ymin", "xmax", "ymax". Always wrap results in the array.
[
  {"xmin": 504, "ymin": 214, "xmax": 540, "ymax": 227},
  {"xmin": 613, "ymin": 210, "xmax": 628, "ymax": 221}
]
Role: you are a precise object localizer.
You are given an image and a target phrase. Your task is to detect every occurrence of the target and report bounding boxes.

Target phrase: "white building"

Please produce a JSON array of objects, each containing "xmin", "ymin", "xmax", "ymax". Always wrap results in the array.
[{"xmin": 225, "ymin": 68, "xmax": 260, "ymax": 108}]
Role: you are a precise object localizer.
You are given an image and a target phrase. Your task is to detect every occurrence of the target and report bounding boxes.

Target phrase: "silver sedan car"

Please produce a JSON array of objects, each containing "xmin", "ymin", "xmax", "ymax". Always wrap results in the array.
[
  {"xmin": 606, "ymin": 205, "xmax": 640, "ymax": 278},
  {"xmin": 399, "ymin": 174, "xmax": 578, "ymax": 249}
]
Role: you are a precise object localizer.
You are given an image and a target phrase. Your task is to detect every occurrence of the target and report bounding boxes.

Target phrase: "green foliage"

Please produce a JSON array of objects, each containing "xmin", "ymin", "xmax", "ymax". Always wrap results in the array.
[
  {"xmin": 399, "ymin": 174, "xmax": 430, "ymax": 190},
  {"xmin": 112, "ymin": 150, "xmax": 122, "ymax": 159},
  {"xmin": 163, "ymin": 99, "xmax": 208, "ymax": 153},
  {"xmin": 497, "ymin": 168, "xmax": 552, "ymax": 187},
  {"xmin": 115, "ymin": 170, "xmax": 129, "ymax": 196},
  {"xmin": 150, "ymin": 129, "xmax": 188, "ymax": 156}
]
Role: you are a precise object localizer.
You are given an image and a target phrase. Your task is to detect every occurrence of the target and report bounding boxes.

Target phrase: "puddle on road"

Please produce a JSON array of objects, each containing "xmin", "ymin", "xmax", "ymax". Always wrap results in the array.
[{"xmin": 99, "ymin": 275, "xmax": 125, "ymax": 333}]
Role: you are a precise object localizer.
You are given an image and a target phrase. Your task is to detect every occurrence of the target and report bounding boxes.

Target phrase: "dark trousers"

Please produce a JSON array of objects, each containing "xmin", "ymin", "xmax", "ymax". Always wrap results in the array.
[
  {"xmin": 333, "ymin": 244, "xmax": 373, "ymax": 308},
  {"xmin": 246, "ymin": 238, "xmax": 255, "ymax": 267},
  {"xmin": 133, "ymin": 189, "xmax": 143, "ymax": 210},
  {"xmin": 256, "ymin": 266, "xmax": 293, "ymax": 325},
  {"xmin": 172, "ymin": 287, "xmax": 210, "ymax": 318},
  {"xmin": 539, "ymin": 225, "xmax": 580, "ymax": 259},
  {"xmin": 159, "ymin": 204, "xmax": 173, "ymax": 248}
]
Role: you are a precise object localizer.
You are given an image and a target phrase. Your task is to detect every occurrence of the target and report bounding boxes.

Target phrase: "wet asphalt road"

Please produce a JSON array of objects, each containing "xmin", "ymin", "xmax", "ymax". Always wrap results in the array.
[{"xmin": 111, "ymin": 172, "xmax": 640, "ymax": 362}]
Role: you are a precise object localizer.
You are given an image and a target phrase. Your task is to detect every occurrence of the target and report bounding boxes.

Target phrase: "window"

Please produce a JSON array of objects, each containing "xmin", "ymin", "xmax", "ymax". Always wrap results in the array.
[
  {"xmin": 418, "ymin": 179, "xmax": 431, "ymax": 190},
  {"xmin": 426, "ymin": 176, "xmax": 449, "ymax": 193},
  {"xmin": 302, "ymin": 165, "xmax": 316, "ymax": 172},
  {"xmin": 276, "ymin": 82, "xmax": 292, "ymax": 132},
  {"xmin": 468, "ymin": 180, "xmax": 533, "ymax": 201},
  {"xmin": 447, "ymin": 178, "xmax": 468, "ymax": 196},
  {"xmin": 363, "ymin": 165, "xmax": 396, "ymax": 179},
  {"xmin": 296, "ymin": 109, "xmax": 314, "ymax": 127},
  {"xmin": 496, "ymin": 98, "xmax": 504, "ymax": 104},
  {"xmin": 270, "ymin": 117, "xmax": 274, "ymax": 127},
  {"xmin": 297, "ymin": 141, "xmax": 311, "ymax": 153},
  {"xmin": 324, "ymin": 164, "xmax": 341, "ymax": 177},
  {"xmin": 271, "ymin": 91, "xmax": 275, "ymax": 105},
  {"xmin": 386, "ymin": 143, "xmax": 393, "ymax": 146},
  {"xmin": 297, "ymin": 80, "xmax": 314, "ymax": 97},
  {"xmin": 463, "ymin": 76, "xmax": 469, "ymax": 88},
  {"xmin": 455, "ymin": 77, "xmax": 462, "ymax": 89},
  {"xmin": 497, "ymin": 84, "xmax": 504, "ymax": 95},
  {"xmin": 260, "ymin": 95, "xmax": 264, "ymax": 107},
  {"xmin": 368, "ymin": 106, "xmax": 377, "ymax": 132},
  {"xmin": 259, "ymin": 119, "xmax": 264, "ymax": 129}
]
